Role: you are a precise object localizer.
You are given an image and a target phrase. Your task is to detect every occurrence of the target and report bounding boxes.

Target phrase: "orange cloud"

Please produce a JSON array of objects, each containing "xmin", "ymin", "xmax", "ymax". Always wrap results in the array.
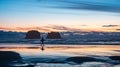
[
  {"xmin": 0, "ymin": 26, "xmax": 51, "ymax": 32},
  {"xmin": 42, "ymin": 25, "xmax": 91, "ymax": 32},
  {"xmin": 0, "ymin": 25, "xmax": 120, "ymax": 32}
]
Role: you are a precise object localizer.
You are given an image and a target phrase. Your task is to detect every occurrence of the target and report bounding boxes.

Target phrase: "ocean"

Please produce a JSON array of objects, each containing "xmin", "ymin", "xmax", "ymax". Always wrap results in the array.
[{"xmin": 0, "ymin": 31, "xmax": 120, "ymax": 45}]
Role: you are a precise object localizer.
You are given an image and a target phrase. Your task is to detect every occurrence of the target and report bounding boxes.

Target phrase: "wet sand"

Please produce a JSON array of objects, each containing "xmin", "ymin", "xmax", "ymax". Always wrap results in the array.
[{"xmin": 0, "ymin": 44, "xmax": 120, "ymax": 67}]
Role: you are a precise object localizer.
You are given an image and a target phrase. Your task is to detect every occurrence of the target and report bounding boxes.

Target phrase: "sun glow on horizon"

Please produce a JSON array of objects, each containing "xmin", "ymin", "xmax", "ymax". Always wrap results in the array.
[{"xmin": 0, "ymin": 25, "xmax": 120, "ymax": 32}]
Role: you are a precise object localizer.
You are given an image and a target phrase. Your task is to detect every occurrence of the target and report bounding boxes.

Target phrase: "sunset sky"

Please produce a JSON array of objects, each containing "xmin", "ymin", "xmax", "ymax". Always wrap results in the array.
[{"xmin": 0, "ymin": 0, "xmax": 120, "ymax": 32}]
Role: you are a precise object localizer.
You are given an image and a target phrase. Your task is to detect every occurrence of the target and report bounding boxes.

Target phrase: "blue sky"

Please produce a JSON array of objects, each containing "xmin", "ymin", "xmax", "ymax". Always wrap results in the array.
[{"xmin": 0, "ymin": 0, "xmax": 120, "ymax": 32}]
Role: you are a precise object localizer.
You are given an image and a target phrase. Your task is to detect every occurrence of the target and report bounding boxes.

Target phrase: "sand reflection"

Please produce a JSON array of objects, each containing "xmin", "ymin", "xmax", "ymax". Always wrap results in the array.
[{"xmin": 0, "ymin": 44, "xmax": 120, "ymax": 57}]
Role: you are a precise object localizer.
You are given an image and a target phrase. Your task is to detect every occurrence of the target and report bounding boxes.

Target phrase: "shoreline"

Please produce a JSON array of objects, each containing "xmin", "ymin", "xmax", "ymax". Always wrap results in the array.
[{"xmin": 0, "ymin": 43, "xmax": 120, "ymax": 45}]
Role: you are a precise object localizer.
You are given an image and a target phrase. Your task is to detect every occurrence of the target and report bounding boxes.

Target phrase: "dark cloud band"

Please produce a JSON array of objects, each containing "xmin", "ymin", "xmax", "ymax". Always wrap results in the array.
[
  {"xmin": 39, "ymin": 0, "xmax": 120, "ymax": 13},
  {"xmin": 102, "ymin": 25, "xmax": 119, "ymax": 27}
]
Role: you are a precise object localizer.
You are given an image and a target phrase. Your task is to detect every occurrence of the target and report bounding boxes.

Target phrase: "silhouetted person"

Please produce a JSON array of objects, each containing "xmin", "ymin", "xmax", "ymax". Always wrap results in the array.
[{"xmin": 40, "ymin": 37, "xmax": 45, "ymax": 51}]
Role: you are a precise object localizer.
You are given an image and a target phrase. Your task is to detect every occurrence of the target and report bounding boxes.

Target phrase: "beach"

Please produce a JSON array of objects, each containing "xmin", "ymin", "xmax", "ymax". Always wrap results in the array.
[{"xmin": 0, "ymin": 43, "xmax": 120, "ymax": 67}]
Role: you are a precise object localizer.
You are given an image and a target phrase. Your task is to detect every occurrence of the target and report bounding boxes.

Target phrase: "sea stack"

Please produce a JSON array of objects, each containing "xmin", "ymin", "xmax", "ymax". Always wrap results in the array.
[
  {"xmin": 47, "ymin": 32, "xmax": 61, "ymax": 39},
  {"xmin": 25, "ymin": 30, "xmax": 40, "ymax": 39}
]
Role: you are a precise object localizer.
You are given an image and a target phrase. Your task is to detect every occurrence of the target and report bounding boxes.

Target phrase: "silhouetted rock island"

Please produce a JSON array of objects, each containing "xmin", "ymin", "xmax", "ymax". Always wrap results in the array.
[
  {"xmin": 25, "ymin": 30, "xmax": 40, "ymax": 39},
  {"xmin": 47, "ymin": 32, "xmax": 61, "ymax": 39}
]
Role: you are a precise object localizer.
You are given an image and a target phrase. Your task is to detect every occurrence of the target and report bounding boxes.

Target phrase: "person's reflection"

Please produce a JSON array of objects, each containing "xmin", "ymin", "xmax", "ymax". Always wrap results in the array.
[{"xmin": 41, "ymin": 37, "xmax": 45, "ymax": 51}]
